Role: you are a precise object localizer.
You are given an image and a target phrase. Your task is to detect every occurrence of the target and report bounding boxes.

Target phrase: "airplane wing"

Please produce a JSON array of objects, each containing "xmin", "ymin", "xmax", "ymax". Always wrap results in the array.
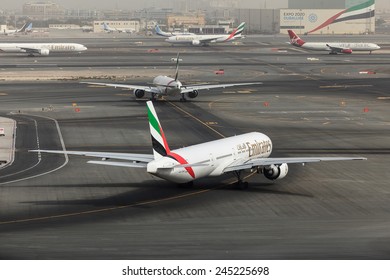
[
  {"xmin": 81, "ymin": 82, "xmax": 161, "ymax": 94},
  {"xmin": 20, "ymin": 47, "xmax": 42, "ymax": 54},
  {"xmin": 30, "ymin": 150, "xmax": 154, "ymax": 168},
  {"xmin": 181, "ymin": 82, "xmax": 262, "ymax": 93},
  {"xmin": 197, "ymin": 36, "xmax": 226, "ymax": 44},
  {"xmin": 223, "ymin": 156, "xmax": 366, "ymax": 173},
  {"xmin": 326, "ymin": 44, "xmax": 352, "ymax": 54}
]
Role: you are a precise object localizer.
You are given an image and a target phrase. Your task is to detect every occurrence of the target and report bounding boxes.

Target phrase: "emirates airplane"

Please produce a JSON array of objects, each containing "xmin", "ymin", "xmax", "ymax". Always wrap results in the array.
[
  {"xmin": 32, "ymin": 101, "xmax": 366, "ymax": 188},
  {"xmin": 0, "ymin": 43, "xmax": 87, "ymax": 56},
  {"xmin": 164, "ymin": 22, "xmax": 245, "ymax": 46},
  {"xmin": 288, "ymin": 30, "xmax": 380, "ymax": 54},
  {"xmin": 82, "ymin": 54, "xmax": 261, "ymax": 101}
]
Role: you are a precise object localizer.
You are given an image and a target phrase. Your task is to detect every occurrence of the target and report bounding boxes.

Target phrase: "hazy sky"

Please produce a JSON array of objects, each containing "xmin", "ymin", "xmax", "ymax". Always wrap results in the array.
[{"xmin": 1, "ymin": 0, "xmax": 389, "ymax": 11}]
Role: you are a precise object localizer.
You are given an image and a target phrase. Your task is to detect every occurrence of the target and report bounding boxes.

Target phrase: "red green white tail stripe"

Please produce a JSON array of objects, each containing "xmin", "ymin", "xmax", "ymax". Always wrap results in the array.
[
  {"xmin": 147, "ymin": 101, "xmax": 170, "ymax": 159},
  {"xmin": 146, "ymin": 101, "xmax": 195, "ymax": 178},
  {"xmin": 307, "ymin": 0, "xmax": 375, "ymax": 34},
  {"xmin": 224, "ymin": 22, "xmax": 245, "ymax": 41}
]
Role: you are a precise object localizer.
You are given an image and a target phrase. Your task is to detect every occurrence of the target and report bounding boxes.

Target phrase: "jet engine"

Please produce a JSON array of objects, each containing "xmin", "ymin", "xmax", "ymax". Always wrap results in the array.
[
  {"xmin": 192, "ymin": 40, "xmax": 201, "ymax": 46},
  {"xmin": 39, "ymin": 48, "xmax": 50, "ymax": 56},
  {"xmin": 187, "ymin": 90, "xmax": 199, "ymax": 99},
  {"xmin": 134, "ymin": 89, "xmax": 145, "ymax": 98},
  {"xmin": 341, "ymin": 49, "xmax": 352, "ymax": 54},
  {"xmin": 263, "ymin": 163, "xmax": 288, "ymax": 180}
]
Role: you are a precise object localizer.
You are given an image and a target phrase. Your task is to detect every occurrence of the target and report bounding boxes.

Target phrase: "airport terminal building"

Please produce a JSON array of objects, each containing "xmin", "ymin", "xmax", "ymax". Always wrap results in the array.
[{"xmin": 280, "ymin": 0, "xmax": 376, "ymax": 34}]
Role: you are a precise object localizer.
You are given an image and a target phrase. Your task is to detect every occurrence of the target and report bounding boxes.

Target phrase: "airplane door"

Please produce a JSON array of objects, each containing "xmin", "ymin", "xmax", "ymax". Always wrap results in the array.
[{"xmin": 209, "ymin": 153, "xmax": 215, "ymax": 167}]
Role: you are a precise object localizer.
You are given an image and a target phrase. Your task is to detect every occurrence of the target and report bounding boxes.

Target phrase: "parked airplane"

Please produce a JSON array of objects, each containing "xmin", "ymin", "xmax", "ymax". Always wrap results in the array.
[
  {"xmin": 164, "ymin": 22, "xmax": 245, "ymax": 46},
  {"xmin": 102, "ymin": 22, "xmax": 133, "ymax": 33},
  {"xmin": 0, "ymin": 43, "xmax": 87, "ymax": 56},
  {"xmin": 2, "ymin": 22, "xmax": 32, "ymax": 35},
  {"xmin": 31, "ymin": 101, "xmax": 366, "ymax": 188},
  {"xmin": 81, "ymin": 53, "xmax": 261, "ymax": 101},
  {"xmin": 155, "ymin": 24, "xmax": 194, "ymax": 37},
  {"xmin": 288, "ymin": 30, "xmax": 380, "ymax": 54}
]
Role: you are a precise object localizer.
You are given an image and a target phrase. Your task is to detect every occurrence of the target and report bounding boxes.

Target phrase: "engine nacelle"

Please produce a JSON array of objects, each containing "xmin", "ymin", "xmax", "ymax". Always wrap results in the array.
[
  {"xmin": 39, "ymin": 48, "xmax": 50, "ymax": 56},
  {"xmin": 134, "ymin": 89, "xmax": 145, "ymax": 98},
  {"xmin": 187, "ymin": 90, "xmax": 199, "ymax": 99},
  {"xmin": 341, "ymin": 48, "xmax": 352, "ymax": 54},
  {"xmin": 263, "ymin": 163, "xmax": 288, "ymax": 180},
  {"xmin": 192, "ymin": 40, "xmax": 201, "ymax": 46}
]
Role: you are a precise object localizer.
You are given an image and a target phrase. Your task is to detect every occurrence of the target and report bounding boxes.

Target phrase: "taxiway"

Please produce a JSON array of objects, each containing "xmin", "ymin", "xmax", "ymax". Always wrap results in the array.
[{"xmin": 0, "ymin": 34, "xmax": 389, "ymax": 259}]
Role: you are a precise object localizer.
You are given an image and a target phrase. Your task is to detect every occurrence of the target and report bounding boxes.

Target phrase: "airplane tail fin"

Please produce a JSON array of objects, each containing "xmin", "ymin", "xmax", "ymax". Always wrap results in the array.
[
  {"xmin": 155, "ymin": 25, "xmax": 168, "ymax": 37},
  {"xmin": 232, "ymin": 22, "xmax": 245, "ymax": 38},
  {"xmin": 224, "ymin": 22, "xmax": 245, "ymax": 41},
  {"xmin": 287, "ymin": 30, "xmax": 305, "ymax": 46},
  {"xmin": 147, "ymin": 101, "xmax": 171, "ymax": 160},
  {"xmin": 18, "ymin": 23, "xmax": 28, "ymax": 33},
  {"xmin": 25, "ymin": 23, "xmax": 33, "ymax": 32}
]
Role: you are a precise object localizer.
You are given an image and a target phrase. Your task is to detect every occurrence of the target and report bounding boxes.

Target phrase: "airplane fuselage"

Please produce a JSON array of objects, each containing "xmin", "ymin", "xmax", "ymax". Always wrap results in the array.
[
  {"xmin": 152, "ymin": 75, "xmax": 182, "ymax": 96},
  {"xmin": 165, "ymin": 34, "xmax": 239, "ymax": 45},
  {"xmin": 296, "ymin": 42, "xmax": 380, "ymax": 52},
  {"xmin": 147, "ymin": 132, "xmax": 272, "ymax": 183},
  {"xmin": 0, "ymin": 43, "xmax": 87, "ymax": 53}
]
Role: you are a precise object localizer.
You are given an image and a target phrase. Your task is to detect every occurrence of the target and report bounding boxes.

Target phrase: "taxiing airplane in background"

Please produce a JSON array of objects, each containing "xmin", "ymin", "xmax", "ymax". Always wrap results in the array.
[
  {"xmin": 0, "ymin": 42, "xmax": 87, "ymax": 56},
  {"xmin": 102, "ymin": 22, "xmax": 133, "ymax": 33},
  {"xmin": 288, "ymin": 30, "xmax": 380, "ymax": 54},
  {"xmin": 82, "ymin": 53, "xmax": 261, "ymax": 101},
  {"xmin": 2, "ymin": 22, "xmax": 32, "ymax": 35},
  {"xmin": 164, "ymin": 22, "xmax": 245, "ymax": 46},
  {"xmin": 32, "ymin": 101, "xmax": 366, "ymax": 188},
  {"xmin": 155, "ymin": 24, "xmax": 194, "ymax": 37}
]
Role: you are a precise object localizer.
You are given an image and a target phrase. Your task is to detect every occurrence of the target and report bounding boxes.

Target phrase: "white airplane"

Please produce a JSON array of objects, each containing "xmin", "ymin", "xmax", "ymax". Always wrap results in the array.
[
  {"xmin": 0, "ymin": 43, "xmax": 87, "ymax": 56},
  {"xmin": 31, "ymin": 101, "xmax": 366, "ymax": 188},
  {"xmin": 102, "ymin": 22, "xmax": 115, "ymax": 33},
  {"xmin": 102, "ymin": 22, "xmax": 133, "ymax": 33},
  {"xmin": 164, "ymin": 22, "xmax": 245, "ymax": 46},
  {"xmin": 288, "ymin": 30, "xmax": 380, "ymax": 54},
  {"xmin": 155, "ymin": 24, "xmax": 194, "ymax": 37},
  {"xmin": 81, "ymin": 53, "xmax": 262, "ymax": 101},
  {"xmin": 2, "ymin": 22, "xmax": 32, "ymax": 35}
]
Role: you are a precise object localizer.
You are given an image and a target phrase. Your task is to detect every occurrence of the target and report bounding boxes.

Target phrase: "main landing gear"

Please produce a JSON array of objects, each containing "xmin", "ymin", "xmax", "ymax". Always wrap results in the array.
[
  {"xmin": 233, "ymin": 170, "xmax": 249, "ymax": 190},
  {"xmin": 180, "ymin": 93, "xmax": 187, "ymax": 102},
  {"xmin": 177, "ymin": 181, "xmax": 194, "ymax": 188}
]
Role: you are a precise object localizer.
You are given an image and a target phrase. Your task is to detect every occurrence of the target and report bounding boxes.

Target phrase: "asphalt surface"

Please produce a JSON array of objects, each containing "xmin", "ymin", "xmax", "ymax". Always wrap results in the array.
[{"xmin": 0, "ymin": 33, "xmax": 389, "ymax": 259}]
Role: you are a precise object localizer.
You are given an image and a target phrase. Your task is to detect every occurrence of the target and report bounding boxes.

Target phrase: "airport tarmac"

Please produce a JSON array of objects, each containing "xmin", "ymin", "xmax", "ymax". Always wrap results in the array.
[{"xmin": 0, "ymin": 35, "xmax": 389, "ymax": 259}]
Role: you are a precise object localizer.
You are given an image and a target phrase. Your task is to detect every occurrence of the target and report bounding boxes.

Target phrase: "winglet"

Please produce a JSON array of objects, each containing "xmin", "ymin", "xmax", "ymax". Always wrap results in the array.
[{"xmin": 146, "ymin": 101, "xmax": 171, "ymax": 160}]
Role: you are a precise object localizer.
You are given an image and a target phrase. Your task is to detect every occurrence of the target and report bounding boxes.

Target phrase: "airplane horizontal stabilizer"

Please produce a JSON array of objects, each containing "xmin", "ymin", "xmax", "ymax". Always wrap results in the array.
[
  {"xmin": 29, "ymin": 149, "xmax": 154, "ymax": 163},
  {"xmin": 87, "ymin": 160, "xmax": 147, "ymax": 168}
]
